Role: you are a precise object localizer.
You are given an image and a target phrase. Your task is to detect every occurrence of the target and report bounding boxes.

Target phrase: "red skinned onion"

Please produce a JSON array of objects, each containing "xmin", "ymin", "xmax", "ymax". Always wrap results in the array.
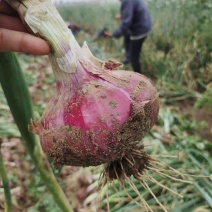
[{"xmin": 30, "ymin": 46, "xmax": 159, "ymax": 170}]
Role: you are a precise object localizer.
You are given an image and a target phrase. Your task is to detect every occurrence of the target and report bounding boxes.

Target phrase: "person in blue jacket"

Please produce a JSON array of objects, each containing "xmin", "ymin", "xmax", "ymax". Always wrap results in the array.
[{"xmin": 105, "ymin": 0, "xmax": 152, "ymax": 74}]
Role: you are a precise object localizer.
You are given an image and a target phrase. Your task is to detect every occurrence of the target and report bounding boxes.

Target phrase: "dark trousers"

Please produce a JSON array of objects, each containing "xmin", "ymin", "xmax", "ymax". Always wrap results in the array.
[
  {"xmin": 124, "ymin": 35, "xmax": 130, "ymax": 62},
  {"xmin": 129, "ymin": 37, "xmax": 146, "ymax": 74}
]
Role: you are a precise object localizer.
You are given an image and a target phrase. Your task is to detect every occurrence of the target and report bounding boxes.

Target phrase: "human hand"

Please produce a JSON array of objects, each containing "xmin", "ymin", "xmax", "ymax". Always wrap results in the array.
[
  {"xmin": 0, "ymin": 0, "xmax": 50, "ymax": 55},
  {"xmin": 115, "ymin": 14, "xmax": 121, "ymax": 21},
  {"xmin": 104, "ymin": 31, "xmax": 113, "ymax": 38}
]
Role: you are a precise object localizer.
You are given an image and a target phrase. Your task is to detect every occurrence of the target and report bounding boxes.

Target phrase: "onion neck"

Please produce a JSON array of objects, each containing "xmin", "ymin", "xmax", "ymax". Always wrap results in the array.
[{"xmin": 7, "ymin": 0, "xmax": 85, "ymax": 83}]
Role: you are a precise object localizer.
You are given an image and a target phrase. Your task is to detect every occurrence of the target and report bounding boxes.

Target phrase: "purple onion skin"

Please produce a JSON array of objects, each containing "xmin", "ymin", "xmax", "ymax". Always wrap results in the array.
[{"xmin": 29, "ymin": 69, "xmax": 159, "ymax": 167}]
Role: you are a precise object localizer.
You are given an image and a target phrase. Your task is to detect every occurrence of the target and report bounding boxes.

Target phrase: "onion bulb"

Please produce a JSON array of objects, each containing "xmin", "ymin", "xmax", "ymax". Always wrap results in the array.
[{"xmin": 30, "ymin": 44, "xmax": 159, "ymax": 171}]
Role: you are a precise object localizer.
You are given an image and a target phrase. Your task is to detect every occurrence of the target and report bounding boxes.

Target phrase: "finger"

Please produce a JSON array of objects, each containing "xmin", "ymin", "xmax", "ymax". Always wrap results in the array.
[
  {"xmin": 0, "ymin": 1, "xmax": 18, "ymax": 16},
  {"xmin": 0, "ymin": 28, "xmax": 51, "ymax": 55},
  {"xmin": 0, "ymin": 14, "xmax": 26, "ymax": 32}
]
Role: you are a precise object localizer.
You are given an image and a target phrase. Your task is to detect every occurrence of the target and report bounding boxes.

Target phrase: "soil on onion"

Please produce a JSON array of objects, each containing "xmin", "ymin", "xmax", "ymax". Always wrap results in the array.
[{"xmin": 35, "ymin": 101, "xmax": 156, "ymax": 170}]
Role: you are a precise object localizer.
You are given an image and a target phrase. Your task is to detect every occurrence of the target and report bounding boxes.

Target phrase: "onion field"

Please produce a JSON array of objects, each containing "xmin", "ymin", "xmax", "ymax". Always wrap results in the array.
[{"xmin": 0, "ymin": 0, "xmax": 211, "ymax": 211}]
